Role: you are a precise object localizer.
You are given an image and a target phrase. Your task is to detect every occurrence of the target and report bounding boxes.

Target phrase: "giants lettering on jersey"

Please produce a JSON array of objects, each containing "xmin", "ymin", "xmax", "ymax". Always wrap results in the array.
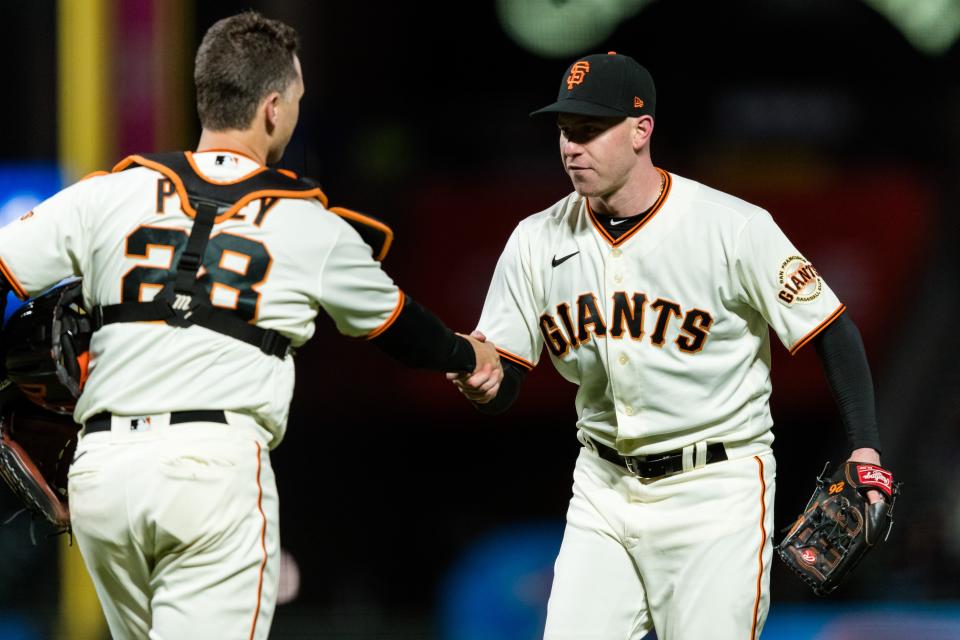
[{"xmin": 538, "ymin": 291, "xmax": 714, "ymax": 357}]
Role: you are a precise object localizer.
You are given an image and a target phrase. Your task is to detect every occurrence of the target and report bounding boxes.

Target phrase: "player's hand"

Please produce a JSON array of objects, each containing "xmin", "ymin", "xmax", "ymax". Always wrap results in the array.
[
  {"xmin": 446, "ymin": 331, "xmax": 503, "ymax": 404},
  {"xmin": 847, "ymin": 447, "xmax": 884, "ymax": 504}
]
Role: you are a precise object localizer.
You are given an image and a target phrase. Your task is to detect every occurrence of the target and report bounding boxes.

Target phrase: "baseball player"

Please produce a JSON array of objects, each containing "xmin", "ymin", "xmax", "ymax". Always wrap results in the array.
[
  {"xmin": 0, "ymin": 12, "xmax": 501, "ymax": 639},
  {"xmin": 451, "ymin": 52, "xmax": 886, "ymax": 639}
]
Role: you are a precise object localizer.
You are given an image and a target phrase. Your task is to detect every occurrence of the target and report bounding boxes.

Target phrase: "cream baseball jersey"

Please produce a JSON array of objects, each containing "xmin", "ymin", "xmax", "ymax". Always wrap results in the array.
[
  {"xmin": 0, "ymin": 151, "xmax": 403, "ymax": 445},
  {"xmin": 477, "ymin": 169, "xmax": 844, "ymax": 454}
]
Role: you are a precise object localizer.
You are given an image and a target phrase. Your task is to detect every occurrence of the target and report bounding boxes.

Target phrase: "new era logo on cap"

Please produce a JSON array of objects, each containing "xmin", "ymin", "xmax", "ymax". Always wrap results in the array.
[{"xmin": 532, "ymin": 51, "xmax": 656, "ymax": 119}]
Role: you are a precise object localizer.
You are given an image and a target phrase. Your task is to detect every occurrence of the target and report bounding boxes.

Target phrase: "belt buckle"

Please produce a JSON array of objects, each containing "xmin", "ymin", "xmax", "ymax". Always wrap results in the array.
[{"xmin": 623, "ymin": 456, "xmax": 639, "ymax": 476}]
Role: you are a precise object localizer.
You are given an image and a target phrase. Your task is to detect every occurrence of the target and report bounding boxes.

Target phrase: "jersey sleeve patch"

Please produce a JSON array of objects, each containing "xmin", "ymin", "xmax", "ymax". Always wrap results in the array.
[{"xmin": 776, "ymin": 255, "xmax": 824, "ymax": 307}]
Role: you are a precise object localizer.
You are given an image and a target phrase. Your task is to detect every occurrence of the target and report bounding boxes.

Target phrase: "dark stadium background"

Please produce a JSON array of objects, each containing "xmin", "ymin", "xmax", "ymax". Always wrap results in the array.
[{"xmin": 1, "ymin": 1, "xmax": 958, "ymax": 638}]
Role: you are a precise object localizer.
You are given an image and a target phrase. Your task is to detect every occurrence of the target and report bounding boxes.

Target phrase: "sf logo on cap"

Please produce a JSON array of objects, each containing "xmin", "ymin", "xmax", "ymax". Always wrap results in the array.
[{"xmin": 567, "ymin": 61, "xmax": 590, "ymax": 90}]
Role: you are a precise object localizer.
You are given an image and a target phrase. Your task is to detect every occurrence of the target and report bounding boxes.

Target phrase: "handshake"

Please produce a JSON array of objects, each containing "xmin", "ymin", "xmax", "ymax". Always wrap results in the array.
[{"xmin": 447, "ymin": 331, "xmax": 503, "ymax": 404}]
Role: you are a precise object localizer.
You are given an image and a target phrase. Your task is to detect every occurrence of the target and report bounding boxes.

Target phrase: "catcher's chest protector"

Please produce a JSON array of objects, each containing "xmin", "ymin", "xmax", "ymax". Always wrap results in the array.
[{"xmin": 91, "ymin": 153, "xmax": 324, "ymax": 358}]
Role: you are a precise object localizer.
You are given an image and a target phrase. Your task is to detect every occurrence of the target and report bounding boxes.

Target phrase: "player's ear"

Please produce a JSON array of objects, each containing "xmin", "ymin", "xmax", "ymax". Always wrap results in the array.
[
  {"xmin": 632, "ymin": 116, "xmax": 654, "ymax": 152},
  {"xmin": 263, "ymin": 92, "xmax": 282, "ymax": 133}
]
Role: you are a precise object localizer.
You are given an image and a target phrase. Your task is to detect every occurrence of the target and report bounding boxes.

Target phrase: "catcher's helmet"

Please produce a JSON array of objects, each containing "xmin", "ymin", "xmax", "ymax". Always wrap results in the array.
[{"xmin": 3, "ymin": 280, "xmax": 91, "ymax": 414}]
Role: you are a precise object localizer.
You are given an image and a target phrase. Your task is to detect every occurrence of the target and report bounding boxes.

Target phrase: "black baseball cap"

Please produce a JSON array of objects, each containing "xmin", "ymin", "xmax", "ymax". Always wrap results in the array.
[{"xmin": 530, "ymin": 52, "xmax": 656, "ymax": 119}]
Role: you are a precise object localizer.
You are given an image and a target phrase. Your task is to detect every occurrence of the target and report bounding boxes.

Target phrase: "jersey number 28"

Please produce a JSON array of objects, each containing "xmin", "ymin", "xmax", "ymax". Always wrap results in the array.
[{"xmin": 121, "ymin": 225, "xmax": 271, "ymax": 321}]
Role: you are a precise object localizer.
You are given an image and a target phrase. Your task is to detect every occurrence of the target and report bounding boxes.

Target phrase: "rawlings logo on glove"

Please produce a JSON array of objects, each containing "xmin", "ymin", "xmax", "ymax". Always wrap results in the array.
[{"xmin": 777, "ymin": 461, "xmax": 901, "ymax": 596}]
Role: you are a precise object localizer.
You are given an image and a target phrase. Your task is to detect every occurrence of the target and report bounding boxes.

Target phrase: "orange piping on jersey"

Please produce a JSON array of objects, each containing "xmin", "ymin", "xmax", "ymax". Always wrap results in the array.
[
  {"xmin": 276, "ymin": 168, "xmax": 298, "ymax": 179},
  {"xmin": 751, "ymin": 456, "xmax": 767, "ymax": 640},
  {"xmin": 194, "ymin": 147, "xmax": 262, "ymax": 164},
  {"xmin": 249, "ymin": 441, "xmax": 268, "ymax": 640},
  {"xmin": 587, "ymin": 168, "xmax": 672, "ymax": 247},
  {"xmin": 365, "ymin": 290, "xmax": 406, "ymax": 340},
  {"xmin": 219, "ymin": 188, "xmax": 329, "ymax": 223},
  {"xmin": 788, "ymin": 304, "xmax": 846, "ymax": 355},
  {"xmin": 0, "ymin": 256, "xmax": 29, "ymax": 299},
  {"xmin": 185, "ymin": 150, "xmax": 268, "ymax": 185},
  {"xmin": 81, "ymin": 170, "xmax": 109, "ymax": 181},
  {"xmin": 113, "ymin": 154, "xmax": 328, "ymax": 223},
  {"xmin": 496, "ymin": 348, "xmax": 535, "ymax": 371},
  {"xmin": 328, "ymin": 207, "xmax": 395, "ymax": 262}
]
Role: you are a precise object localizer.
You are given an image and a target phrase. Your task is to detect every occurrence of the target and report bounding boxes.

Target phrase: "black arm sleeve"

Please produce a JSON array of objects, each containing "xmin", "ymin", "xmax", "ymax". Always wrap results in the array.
[
  {"xmin": 473, "ymin": 359, "xmax": 528, "ymax": 415},
  {"xmin": 812, "ymin": 313, "xmax": 882, "ymax": 453},
  {"xmin": 369, "ymin": 296, "xmax": 475, "ymax": 372}
]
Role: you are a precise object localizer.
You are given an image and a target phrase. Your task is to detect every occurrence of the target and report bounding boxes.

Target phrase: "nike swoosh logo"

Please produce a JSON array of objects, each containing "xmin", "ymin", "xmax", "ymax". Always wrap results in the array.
[
  {"xmin": 552, "ymin": 251, "xmax": 580, "ymax": 267},
  {"xmin": 610, "ymin": 218, "xmax": 628, "ymax": 226}
]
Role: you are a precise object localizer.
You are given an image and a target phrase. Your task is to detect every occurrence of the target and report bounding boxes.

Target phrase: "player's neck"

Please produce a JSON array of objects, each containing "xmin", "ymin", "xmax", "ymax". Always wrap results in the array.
[
  {"xmin": 196, "ymin": 129, "xmax": 267, "ymax": 166},
  {"xmin": 588, "ymin": 165, "xmax": 662, "ymax": 218}
]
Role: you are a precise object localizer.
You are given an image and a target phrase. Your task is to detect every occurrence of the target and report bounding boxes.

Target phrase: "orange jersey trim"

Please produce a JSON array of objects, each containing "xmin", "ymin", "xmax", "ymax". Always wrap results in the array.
[
  {"xmin": 81, "ymin": 170, "xmax": 109, "ymax": 181},
  {"xmin": 113, "ymin": 154, "xmax": 328, "ymax": 223},
  {"xmin": 328, "ymin": 207, "xmax": 395, "ymax": 261},
  {"xmin": 496, "ymin": 347, "xmax": 535, "ymax": 371},
  {"xmin": 249, "ymin": 441, "xmax": 268, "ymax": 640},
  {"xmin": 276, "ymin": 168, "xmax": 298, "ymax": 179},
  {"xmin": 751, "ymin": 456, "xmax": 767, "ymax": 640},
  {"xmin": 365, "ymin": 289, "xmax": 406, "ymax": 340},
  {"xmin": 788, "ymin": 304, "xmax": 846, "ymax": 355},
  {"xmin": 587, "ymin": 168, "xmax": 672, "ymax": 247},
  {"xmin": 0, "ymin": 256, "xmax": 29, "ymax": 299}
]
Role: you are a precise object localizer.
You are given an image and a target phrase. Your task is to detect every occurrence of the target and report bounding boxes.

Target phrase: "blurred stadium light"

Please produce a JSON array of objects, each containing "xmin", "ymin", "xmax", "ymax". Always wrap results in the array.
[
  {"xmin": 0, "ymin": 615, "xmax": 39, "ymax": 640},
  {"xmin": 500, "ymin": 0, "xmax": 960, "ymax": 58},
  {"xmin": 863, "ymin": 0, "xmax": 960, "ymax": 55},
  {"xmin": 764, "ymin": 603, "xmax": 960, "ymax": 639},
  {"xmin": 0, "ymin": 165, "xmax": 62, "ymax": 324},
  {"xmin": 0, "ymin": 165, "xmax": 61, "ymax": 229},
  {"xmin": 497, "ymin": 0, "xmax": 654, "ymax": 58},
  {"xmin": 438, "ymin": 522, "xmax": 563, "ymax": 640}
]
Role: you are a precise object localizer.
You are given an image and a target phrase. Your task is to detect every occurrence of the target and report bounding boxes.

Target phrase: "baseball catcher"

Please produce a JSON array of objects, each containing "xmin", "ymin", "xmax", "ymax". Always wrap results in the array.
[
  {"xmin": 778, "ymin": 461, "xmax": 901, "ymax": 595},
  {"xmin": 0, "ymin": 280, "xmax": 89, "ymax": 535}
]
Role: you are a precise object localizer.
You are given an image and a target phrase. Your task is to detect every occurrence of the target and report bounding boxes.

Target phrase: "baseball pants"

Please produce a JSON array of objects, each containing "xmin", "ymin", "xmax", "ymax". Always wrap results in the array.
[
  {"xmin": 543, "ymin": 443, "xmax": 775, "ymax": 640},
  {"xmin": 68, "ymin": 414, "xmax": 280, "ymax": 640}
]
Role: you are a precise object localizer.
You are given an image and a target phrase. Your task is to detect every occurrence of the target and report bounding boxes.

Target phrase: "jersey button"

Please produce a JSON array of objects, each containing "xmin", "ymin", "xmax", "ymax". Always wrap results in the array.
[
  {"xmin": 611, "ymin": 248, "xmax": 622, "ymax": 258},
  {"xmin": 614, "ymin": 274, "xmax": 623, "ymax": 284},
  {"xmin": 618, "ymin": 354, "xmax": 628, "ymax": 365},
  {"xmin": 624, "ymin": 405, "xmax": 634, "ymax": 416}
]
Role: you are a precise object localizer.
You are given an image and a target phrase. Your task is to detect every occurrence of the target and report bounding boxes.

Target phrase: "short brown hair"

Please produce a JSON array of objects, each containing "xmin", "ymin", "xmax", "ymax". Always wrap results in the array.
[{"xmin": 194, "ymin": 11, "xmax": 300, "ymax": 131}]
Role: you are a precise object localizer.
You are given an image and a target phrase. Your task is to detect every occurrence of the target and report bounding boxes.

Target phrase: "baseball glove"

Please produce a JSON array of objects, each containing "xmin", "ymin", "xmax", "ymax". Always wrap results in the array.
[
  {"xmin": 3, "ymin": 279, "xmax": 91, "ymax": 414},
  {"xmin": 0, "ymin": 399, "xmax": 80, "ymax": 535},
  {"xmin": 778, "ymin": 461, "xmax": 900, "ymax": 596}
]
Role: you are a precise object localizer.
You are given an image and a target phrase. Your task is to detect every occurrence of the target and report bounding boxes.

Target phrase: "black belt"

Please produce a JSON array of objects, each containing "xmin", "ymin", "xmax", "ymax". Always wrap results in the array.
[
  {"xmin": 592, "ymin": 439, "xmax": 727, "ymax": 480},
  {"xmin": 85, "ymin": 410, "xmax": 227, "ymax": 434}
]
